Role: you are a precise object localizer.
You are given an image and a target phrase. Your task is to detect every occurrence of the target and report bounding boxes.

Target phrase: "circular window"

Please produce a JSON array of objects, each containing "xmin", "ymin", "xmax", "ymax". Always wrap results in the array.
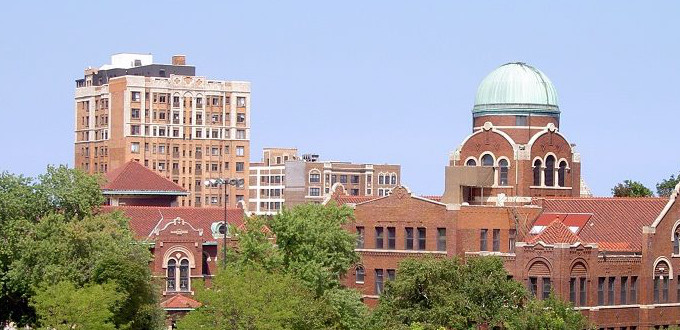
[{"xmin": 218, "ymin": 224, "xmax": 227, "ymax": 235}]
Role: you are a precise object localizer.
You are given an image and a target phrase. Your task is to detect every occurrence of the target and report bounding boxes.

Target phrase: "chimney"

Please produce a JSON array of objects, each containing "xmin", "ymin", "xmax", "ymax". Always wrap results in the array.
[{"xmin": 172, "ymin": 55, "xmax": 186, "ymax": 66}]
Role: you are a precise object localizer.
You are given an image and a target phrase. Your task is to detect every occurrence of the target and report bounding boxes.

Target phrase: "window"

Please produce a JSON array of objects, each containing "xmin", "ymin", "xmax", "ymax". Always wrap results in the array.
[
  {"xmin": 237, "ymin": 97, "xmax": 246, "ymax": 107},
  {"xmin": 387, "ymin": 269, "xmax": 396, "ymax": 282},
  {"xmin": 569, "ymin": 278, "xmax": 576, "ymax": 304},
  {"xmin": 533, "ymin": 159, "xmax": 542, "ymax": 186},
  {"xmin": 481, "ymin": 154, "xmax": 494, "ymax": 166},
  {"xmin": 417, "ymin": 228, "xmax": 426, "ymax": 250},
  {"xmin": 529, "ymin": 277, "xmax": 537, "ymax": 297},
  {"xmin": 309, "ymin": 172, "xmax": 321, "ymax": 183},
  {"xmin": 516, "ymin": 115, "xmax": 528, "ymax": 126},
  {"xmin": 340, "ymin": 175, "xmax": 347, "ymax": 183},
  {"xmin": 351, "ymin": 175, "xmax": 360, "ymax": 184},
  {"xmin": 580, "ymin": 278, "xmax": 587, "ymax": 306},
  {"xmin": 437, "ymin": 228, "xmax": 447, "ymax": 251},
  {"xmin": 237, "ymin": 113, "xmax": 246, "ymax": 123},
  {"xmin": 621, "ymin": 277, "xmax": 628, "ymax": 305},
  {"xmin": 173, "ymin": 96, "xmax": 180, "ymax": 107},
  {"xmin": 309, "ymin": 187, "xmax": 321, "ymax": 196},
  {"xmin": 236, "ymin": 146, "xmax": 245, "ymax": 156},
  {"xmin": 492, "ymin": 229, "xmax": 500, "ymax": 252},
  {"xmin": 405, "ymin": 227, "xmax": 414, "ymax": 250},
  {"xmin": 356, "ymin": 227, "xmax": 365, "ymax": 248},
  {"xmin": 130, "ymin": 142, "xmax": 140, "ymax": 153},
  {"xmin": 236, "ymin": 162, "xmax": 244, "ymax": 172},
  {"xmin": 375, "ymin": 269, "xmax": 384, "ymax": 295},
  {"xmin": 509, "ymin": 229, "xmax": 516, "ymax": 253},
  {"xmin": 131, "ymin": 91, "xmax": 140, "ymax": 101},
  {"xmin": 196, "ymin": 97, "xmax": 203, "ymax": 108},
  {"xmin": 674, "ymin": 231, "xmax": 680, "ymax": 255},
  {"xmin": 608, "ymin": 277, "xmax": 615, "ymax": 305},
  {"xmin": 167, "ymin": 260, "xmax": 176, "ymax": 291},
  {"xmin": 351, "ymin": 188, "xmax": 359, "ymax": 196},
  {"xmin": 387, "ymin": 227, "xmax": 396, "ymax": 249},
  {"xmin": 391, "ymin": 175, "xmax": 397, "ymax": 185},
  {"xmin": 355, "ymin": 266, "xmax": 365, "ymax": 283},
  {"xmin": 131, "ymin": 108, "xmax": 140, "ymax": 119},
  {"xmin": 498, "ymin": 159, "xmax": 509, "ymax": 186},
  {"xmin": 236, "ymin": 130, "xmax": 246, "ymax": 139},
  {"xmin": 545, "ymin": 155, "xmax": 556, "ymax": 186},
  {"xmin": 654, "ymin": 277, "xmax": 660, "ymax": 303},
  {"xmin": 211, "ymin": 147, "xmax": 219, "ymax": 156},
  {"xmin": 379, "ymin": 174, "xmax": 384, "ymax": 184},
  {"xmin": 630, "ymin": 276, "xmax": 637, "ymax": 304},
  {"xmin": 179, "ymin": 259, "xmax": 189, "ymax": 291},
  {"xmin": 598, "ymin": 277, "xmax": 605, "ymax": 305},
  {"xmin": 131, "ymin": 125, "xmax": 141, "ymax": 135},
  {"xmin": 375, "ymin": 227, "xmax": 384, "ymax": 249},
  {"xmin": 542, "ymin": 277, "xmax": 551, "ymax": 299},
  {"xmin": 558, "ymin": 161, "xmax": 567, "ymax": 187},
  {"xmin": 466, "ymin": 159, "xmax": 477, "ymax": 166},
  {"xmin": 480, "ymin": 229, "xmax": 488, "ymax": 251}
]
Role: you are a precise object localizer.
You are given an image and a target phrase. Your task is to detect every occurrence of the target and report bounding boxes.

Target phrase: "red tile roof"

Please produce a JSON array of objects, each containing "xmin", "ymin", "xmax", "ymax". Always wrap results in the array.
[
  {"xmin": 100, "ymin": 206, "xmax": 245, "ymax": 240},
  {"xmin": 160, "ymin": 294, "xmax": 202, "ymax": 309},
  {"xmin": 102, "ymin": 161, "xmax": 187, "ymax": 194},
  {"xmin": 419, "ymin": 195, "xmax": 442, "ymax": 202},
  {"xmin": 334, "ymin": 195, "xmax": 381, "ymax": 205},
  {"xmin": 538, "ymin": 197, "xmax": 667, "ymax": 252},
  {"xmin": 527, "ymin": 219, "xmax": 581, "ymax": 245}
]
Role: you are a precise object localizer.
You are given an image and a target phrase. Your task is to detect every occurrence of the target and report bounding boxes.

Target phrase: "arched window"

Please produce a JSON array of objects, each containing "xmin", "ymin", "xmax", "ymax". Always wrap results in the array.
[
  {"xmin": 309, "ymin": 170, "xmax": 320, "ymax": 183},
  {"xmin": 466, "ymin": 159, "xmax": 477, "ymax": 166},
  {"xmin": 167, "ymin": 259, "xmax": 176, "ymax": 291},
  {"xmin": 379, "ymin": 174, "xmax": 385, "ymax": 185},
  {"xmin": 481, "ymin": 154, "xmax": 494, "ymax": 166},
  {"xmin": 674, "ymin": 229, "xmax": 680, "ymax": 255},
  {"xmin": 533, "ymin": 159, "xmax": 542, "ymax": 186},
  {"xmin": 179, "ymin": 259, "xmax": 190, "ymax": 291},
  {"xmin": 558, "ymin": 161, "xmax": 567, "ymax": 187},
  {"xmin": 202, "ymin": 252, "xmax": 211, "ymax": 276},
  {"xmin": 498, "ymin": 159, "xmax": 509, "ymax": 186},
  {"xmin": 355, "ymin": 266, "xmax": 365, "ymax": 284},
  {"xmin": 569, "ymin": 262, "xmax": 588, "ymax": 307},
  {"xmin": 544, "ymin": 156, "xmax": 555, "ymax": 186},
  {"xmin": 527, "ymin": 261, "xmax": 551, "ymax": 299},
  {"xmin": 391, "ymin": 174, "xmax": 397, "ymax": 185},
  {"xmin": 654, "ymin": 260, "xmax": 671, "ymax": 303}
]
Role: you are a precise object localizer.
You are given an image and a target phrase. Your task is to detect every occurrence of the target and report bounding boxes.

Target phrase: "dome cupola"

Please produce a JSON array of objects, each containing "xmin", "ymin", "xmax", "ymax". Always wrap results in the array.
[{"xmin": 473, "ymin": 62, "xmax": 559, "ymax": 118}]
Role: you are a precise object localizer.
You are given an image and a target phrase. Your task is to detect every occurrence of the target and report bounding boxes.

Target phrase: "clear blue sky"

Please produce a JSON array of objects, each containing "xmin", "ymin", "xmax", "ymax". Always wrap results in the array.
[{"xmin": 1, "ymin": 1, "xmax": 678, "ymax": 197}]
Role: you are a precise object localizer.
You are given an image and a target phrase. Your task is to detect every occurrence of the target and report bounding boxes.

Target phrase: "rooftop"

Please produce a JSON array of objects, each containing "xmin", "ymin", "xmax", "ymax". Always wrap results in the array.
[{"xmin": 102, "ymin": 161, "xmax": 188, "ymax": 196}]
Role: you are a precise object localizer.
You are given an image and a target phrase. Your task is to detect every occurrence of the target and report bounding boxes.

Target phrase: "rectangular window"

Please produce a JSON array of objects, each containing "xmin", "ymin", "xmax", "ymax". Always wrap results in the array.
[
  {"xmin": 375, "ymin": 269, "xmax": 384, "ymax": 295},
  {"xmin": 351, "ymin": 175, "xmax": 360, "ymax": 184},
  {"xmin": 356, "ymin": 227, "xmax": 365, "ymax": 248},
  {"xmin": 529, "ymin": 277, "xmax": 537, "ymax": 297},
  {"xmin": 608, "ymin": 277, "xmax": 615, "ymax": 305},
  {"xmin": 131, "ymin": 125, "xmax": 141, "ymax": 135},
  {"xmin": 309, "ymin": 187, "xmax": 321, "ymax": 196},
  {"xmin": 387, "ymin": 269, "xmax": 396, "ymax": 282},
  {"xmin": 492, "ymin": 229, "xmax": 500, "ymax": 252},
  {"xmin": 375, "ymin": 227, "xmax": 384, "ymax": 249},
  {"xmin": 417, "ymin": 227, "xmax": 426, "ymax": 250},
  {"xmin": 621, "ymin": 277, "xmax": 628, "ymax": 305},
  {"xmin": 237, "ymin": 96, "xmax": 246, "ymax": 107},
  {"xmin": 654, "ymin": 277, "xmax": 660, "ymax": 304},
  {"xmin": 309, "ymin": 173, "xmax": 321, "ymax": 183},
  {"xmin": 437, "ymin": 228, "xmax": 447, "ymax": 251},
  {"xmin": 677, "ymin": 275, "xmax": 680, "ymax": 303},
  {"xmin": 236, "ymin": 146, "xmax": 245, "ymax": 156},
  {"xmin": 569, "ymin": 278, "xmax": 576, "ymax": 304},
  {"xmin": 598, "ymin": 277, "xmax": 605, "ymax": 305},
  {"xmin": 480, "ymin": 229, "xmax": 488, "ymax": 251},
  {"xmin": 340, "ymin": 175, "xmax": 347, "ymax": 183},
  {"xmin": 662, "ymin": 277, "xmax": 669, "ymax": 303},
  {"xmin": 131, "ymin": 91, "xmax": 140, "ymax": 101},
  {"xmin": 237, "ymin": 113, "xmax": 246, "ymax": 123},
  {"xmin": 542, "ymin": 277, "xmax": 551, "ymax": 300},
  {"xmin": 405, "ymin": 227, "xmax": 414, "ymax": 250},
  {"xmin": 631, "ymin": 276, "xmax": 637, "ymax": 303},
  {"xmin": 131, "ymin": 108, "xmax": 140, "ymax": 119},
  {"xmin": 236, "ymin": 162, "xmax": 244, "ymax": 172},
  {"xmin": 580, "ymin": 277, "xmax": 587, "ymax": 306},
  {"xmin": 387, "ymin": 227, "xmax": 396, "ymax": 249},
  {"xmin": 509, "ymin": 229, "xmax": 516, "ymax": 253},
  {"xmin": 236, "ymin": 130, "xmax": 246, "ymax": 139},
  {"xmin": 130, "ymin": 142, "xmax": 140, "ymax": 153}
]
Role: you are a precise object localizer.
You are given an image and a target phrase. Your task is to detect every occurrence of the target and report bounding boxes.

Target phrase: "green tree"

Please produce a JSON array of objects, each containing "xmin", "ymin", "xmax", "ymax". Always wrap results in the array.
[
  {"xmin": 318, "ymin": 288, "xmax": 370, "ymax": 330},
  {"xmin": 269, "ymin": 203, "xmax": 359, "ymax": 296},
  {"xmin": 228, "ymin": 216, "xmax": 283, "ymax": 272},
  {"xmin": 657, "ymin": 173, "xmax": 680, "ymax": 197},
  {"xmin": 612, "ymin": 180, "xmax": 653, "ymax": 197},
  {"xmin": 177, "ymin": 266, "xmax": 326, "ymax": 329},
  {"xmin": 37, "ymin": 164, "xmax": 104, "ymax": 219},
  {"xmin": 371, "ymin": 256, "xmax": 526, "ymax": 329},
  {"xmin": 506, "ymin": 293, "xmax": 591, "ymax": 330},
  {"xmin": 31, "ymin": 281, "xmax": 124, "ymax": 330}
]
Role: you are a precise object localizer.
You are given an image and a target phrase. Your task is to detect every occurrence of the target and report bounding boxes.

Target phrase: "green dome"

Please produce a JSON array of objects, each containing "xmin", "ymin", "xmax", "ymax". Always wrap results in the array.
[{"xmin": 473, "ymin": 62, "xmax": 559, "ymax": 117}]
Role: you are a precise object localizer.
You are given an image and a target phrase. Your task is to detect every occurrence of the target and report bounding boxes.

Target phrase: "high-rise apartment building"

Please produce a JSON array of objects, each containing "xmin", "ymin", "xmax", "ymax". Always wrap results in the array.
[
  {"xmin": 248, "ymin": 148, "xmax": 400, "ymax": 215},
  {"xmin": 75, "ymin": 53, "xmax": 250, "ymax": 208}
]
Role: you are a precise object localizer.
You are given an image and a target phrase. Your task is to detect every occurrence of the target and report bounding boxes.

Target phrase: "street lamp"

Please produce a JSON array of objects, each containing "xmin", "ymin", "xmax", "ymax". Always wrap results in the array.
[{"xmin": 204, "ymin": 177, "xmax": 245, "ymax": 269}]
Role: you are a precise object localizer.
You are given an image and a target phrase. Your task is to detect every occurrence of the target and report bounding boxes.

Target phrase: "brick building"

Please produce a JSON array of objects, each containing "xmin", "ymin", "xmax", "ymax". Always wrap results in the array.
[
  {"xmin": 248, "ymin": 147, "xmax": 400, "ymax": 215},
  {"xmin": 332, "ymin": 62, "xmax": 680, "ymax": 329},
  {"xmin": 75, "ymin": 53, "xmax": 251, "ymax": 208}
]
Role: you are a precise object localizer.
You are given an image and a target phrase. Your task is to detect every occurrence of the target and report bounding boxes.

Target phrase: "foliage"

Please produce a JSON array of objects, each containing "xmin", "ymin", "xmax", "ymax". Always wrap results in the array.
[
  {"xmin": 37, "ymin": 164, "xmax": 104, "ymax": 219},
  {"xmin": 611, "ymin": 179, "xmax": 654, "ymax": 197},
  {"xmin": 176, "ymin": 266, "xmax": 326, "ymax": 329},
  {"xmin": 372, "ymin": 256, "xmax": 526, "ymax": 329},
  {"xmin": 31, "ymin": 281, "xmax": 124, "ymax": 330},
  {"xmin": 318, "ymin": 288, "xmax": 370, "ymax": 330},
  {"xmin": 506, "ymin": 293, "xmax": 591, "ymax": 330},
  {"xmin": 657, "ymin": 173, "xmax": 680, "ymax": 197},
  {"xmin": 228, "ymin": 216, "xmax": 283, "ymax": 272},
  {"xmin": 269, "ymin": 203, "xmax": 360, "ymax": 296}
]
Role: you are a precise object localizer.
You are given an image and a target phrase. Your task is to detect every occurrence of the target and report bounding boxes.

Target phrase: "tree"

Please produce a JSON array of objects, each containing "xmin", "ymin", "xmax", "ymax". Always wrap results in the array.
[
  {"xmin": 319, "ymin": 288, "xmax": 370, "ymax": 330},
  {"xmin": 176, "ymin": 266, "xmax": 326, "ymax": 329},
  {"xmin": 30, "ymin": 281, "xmax": 124, "ymax": 330},
  {"xmin": 657, "ymin": 173, "xmax": 680, "ymax": 197},
  {"xmin": 227, "ymin": 216, "xmax": 283, "ymax": 272},
  {"xmin": 612, "ymin": 180, "xmax": 653, "ymax": 197},
  {"xmin": 37, "ymin": 164, "xmax": 104, "ymax": 219},
  {"xmin": 506, "ymin": 293, "xmax": 591, "ymax": 330},
  {"xmin": 268, "ymin": 203, "xmax": 360, "ymax": 296}
]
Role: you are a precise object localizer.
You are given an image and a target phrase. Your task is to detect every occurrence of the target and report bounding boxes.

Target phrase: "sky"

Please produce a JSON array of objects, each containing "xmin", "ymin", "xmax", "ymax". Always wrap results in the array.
[{"xmin": 0, "ymin": 1, "xmax": 678, "ymax": 197}]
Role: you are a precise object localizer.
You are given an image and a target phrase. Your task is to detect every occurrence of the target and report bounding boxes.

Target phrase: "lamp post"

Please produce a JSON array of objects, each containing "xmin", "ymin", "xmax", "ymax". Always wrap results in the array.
[{"xmin": 204, "ymin": 178, "xmax": 244, "ymax": 269}]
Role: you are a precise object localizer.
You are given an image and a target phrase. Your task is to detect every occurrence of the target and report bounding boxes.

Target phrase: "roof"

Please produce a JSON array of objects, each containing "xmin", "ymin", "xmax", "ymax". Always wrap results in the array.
[
  {"xmin": 527, "ymin": 220, "xmax": 581, "ymax": 245},
  {"xmin": 473, "ymin": 62, "xmax": 559, "ymax": 117},
  {"xmin": 420, "ymin": 195, "xmax": 442, "ymax": 202},
  {"xmin": 100, "ymin": 206, "xmax": 245, "ymax": 240},
  {"xmin": 530, "ymin": 213, "xmax": 591, "ymax": 235},
  {"xmin": 334, "ymin": 195, "xmax": 381, "ymax": 205},
  {"xmin": 102, "ymin": 161, "xmax": 187, "ymax": 195},
  {"xmin": 160, "ymin": 295, "xmax": 201, "ymax": 310},
  {"xmin": 538, "ymin": 197, "xmax": 667, "ymax": 252}
]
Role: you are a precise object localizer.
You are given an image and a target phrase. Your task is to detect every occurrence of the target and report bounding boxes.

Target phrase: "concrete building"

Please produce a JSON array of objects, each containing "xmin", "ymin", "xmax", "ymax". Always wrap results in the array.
[
  {"xmin": 75, "ymin": 53, "xmax": 251, "ymax": 208},
  {"xmin": 248, "ymin": 147, "xmax": 400, "ymax": 215}
]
